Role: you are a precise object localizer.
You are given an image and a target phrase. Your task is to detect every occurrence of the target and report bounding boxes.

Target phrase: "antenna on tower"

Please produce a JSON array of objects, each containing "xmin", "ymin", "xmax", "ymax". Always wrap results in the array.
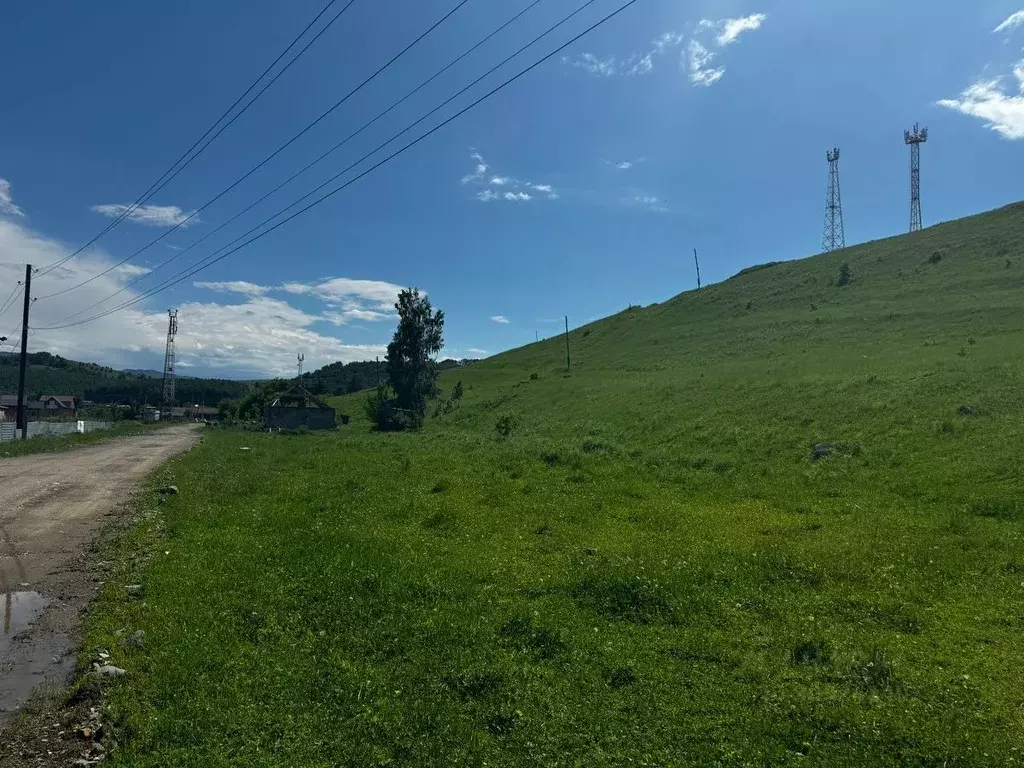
[
  {"xmin": 822, "ymin": 148, "xmax": 845, "ymax": 253},
  {"xmin": 904, "ymin": 123, "xmax": 928, "ymax": 232},
  {"xmin": 297, "ymin": 353, "xmax": 305, "ymax": 381},
  {"xmin": 162, "ymin": 309, "xmax": 178, "ymax": 405}
]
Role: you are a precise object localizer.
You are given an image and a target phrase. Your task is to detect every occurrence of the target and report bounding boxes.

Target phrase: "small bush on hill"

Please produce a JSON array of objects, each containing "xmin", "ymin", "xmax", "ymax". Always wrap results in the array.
[{"xmin": 838, "ymin": 262, "xmax": 852, "ymax": 286}]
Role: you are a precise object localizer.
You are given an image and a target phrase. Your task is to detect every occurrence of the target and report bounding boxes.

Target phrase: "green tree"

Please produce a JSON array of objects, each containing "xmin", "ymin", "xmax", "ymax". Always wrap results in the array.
[
  {"xmin": 384, "ymin": 289, "xmax": 444, "ymax": 424},
  {"xmin": 346, "ymin": 373, "xmax": 363, "ymax": 394}
]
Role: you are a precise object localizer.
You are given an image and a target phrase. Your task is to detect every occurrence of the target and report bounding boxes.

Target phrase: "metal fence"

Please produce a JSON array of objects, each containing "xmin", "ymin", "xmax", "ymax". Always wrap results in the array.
[{"xmin": 0, "ymin": 420, "xmax": 113, "ymax": 443}]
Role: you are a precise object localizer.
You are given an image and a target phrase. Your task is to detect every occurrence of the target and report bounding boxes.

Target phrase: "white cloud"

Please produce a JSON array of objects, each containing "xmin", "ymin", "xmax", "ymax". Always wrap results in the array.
[
  {"xmin": 688, "ymin": 40, "xmax": 725, "ymax": 86},
  {"xmin": 938, "ymin": 67, "xmax": 1024, "ymax": 139},
  {"xmin": 194, "ymin": 280, "xmax": 270, "ymax": 296},
  {"xmin": 715, "ymin": 13, "xmax": 767, "ymax": 46},
  {"xmin": 321, "ymin": 308, "xmax": 392, "ymax": 325},
  {"xmin": 91, "ymin": 203, "xmax": 198, "ymax": 228},
  {"xmin": 490, "ymin": 315, "xmax": 510, "ymax": 324},
  {"xmin": 616, "ymin": 161, "xmax": 633, "ymax": 170},
  {"xmin": 0, "ymin": 218, "xmax": 384, "ymax": 376},
  {"xmin": 567, "ymin": 15, "xmax": 764, "ymax": 85},
  {"xmin": 280, "ymin": 277, "xmax": 405, "ymax": 307},
  {"xmin": 0, "ymin": 178, "xmax": 25, "ymax": 218},
  {"xmin": 465, "ymin": 347, "xmax": 488, "ymax": 355},
  {"xmin": 994, "ymin": 10, "xmax": 1024, "ymax": 34},
  {"xmin": 571, "ymin": 53, "xmax": 619, "ymax": 77},
  {"xmin": 631, "ymin": 194, "xmax": 668, "ymax": 213},
  {"xmin": 461, "ymin": 152, "xmax": 557, "ymax": 203}
]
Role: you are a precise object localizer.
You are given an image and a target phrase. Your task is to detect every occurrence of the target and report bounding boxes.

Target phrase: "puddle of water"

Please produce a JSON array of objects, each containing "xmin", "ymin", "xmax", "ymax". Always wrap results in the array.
[{"xmin": 1, "ymin": 591, "xmax": 51, "ymax": 656}]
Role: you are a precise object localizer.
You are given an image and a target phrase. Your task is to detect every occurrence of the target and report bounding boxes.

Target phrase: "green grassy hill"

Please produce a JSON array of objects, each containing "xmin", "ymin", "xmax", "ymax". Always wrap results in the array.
[{"xmin": 79, "ymin": 204, "xmax": 1024, "ymax": 767}]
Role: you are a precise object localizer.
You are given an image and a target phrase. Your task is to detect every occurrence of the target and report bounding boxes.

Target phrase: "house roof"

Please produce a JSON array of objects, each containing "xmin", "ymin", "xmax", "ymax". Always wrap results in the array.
[
  {"xmin": 268, "ymin": 384, "xmax": 333, "ymax": 410},
  {"xmin": 0, "ymin": 395, "xmax": 44, "ymax": 409},
  {"xmin": 40, "ymin": 395, "xmax": 76, "ymax": 407}
]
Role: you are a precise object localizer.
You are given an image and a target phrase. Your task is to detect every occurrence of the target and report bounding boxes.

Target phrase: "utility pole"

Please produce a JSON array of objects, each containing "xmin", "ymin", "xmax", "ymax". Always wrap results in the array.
[
  {"xmin": 693, "ymin": 249, "xmax": 702, "ymax": 290},
  {"xmin": 564, "ymin": 316, "xmax": 571, "ymax": 372},
  {"xmin": 16, "ymin": 264, "xmax": 31, "ymax": 440},
  {"xmin": 904, "ymin": 123, "xmax": 928, "ymax": 233},
  {"xmin": 822, "ymin": 148, "xmax": 845, "ymax": 252}
]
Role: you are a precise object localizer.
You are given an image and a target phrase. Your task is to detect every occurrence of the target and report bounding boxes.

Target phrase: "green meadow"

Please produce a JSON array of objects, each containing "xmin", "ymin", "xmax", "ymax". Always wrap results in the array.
[{"xmin": 84, "ymin": 203, "xmax": 1024, "ymax": 766}]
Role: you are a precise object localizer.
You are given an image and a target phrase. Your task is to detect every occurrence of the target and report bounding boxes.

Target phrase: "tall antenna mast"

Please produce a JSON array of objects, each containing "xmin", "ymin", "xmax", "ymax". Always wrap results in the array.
[
  {"xmin": 297, "ymin": 353, "xmax": 305, "ymax": 381},
  {"xmin": 822, "ymin": 148, "xmax": 845, "ymax": 252},
  {"xmin": 904, "ymin": 123, "xmax": 928, "ymax": 232},
  {"xmin": 162, "ymin": 309, "xmax": 178, "ymax": 405}
]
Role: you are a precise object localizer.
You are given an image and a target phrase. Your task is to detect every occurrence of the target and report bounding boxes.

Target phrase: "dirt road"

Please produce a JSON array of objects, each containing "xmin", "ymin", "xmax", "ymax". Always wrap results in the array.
[{"xmin": 0, "ymin": 424, "xmax": 201, "ymax": 731}]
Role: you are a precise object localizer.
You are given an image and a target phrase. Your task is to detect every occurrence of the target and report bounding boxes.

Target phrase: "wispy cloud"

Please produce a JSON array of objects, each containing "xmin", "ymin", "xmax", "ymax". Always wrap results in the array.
[
  {"xmin": 465, "ymin": 347, "xmax": 488, "ymax": 356},
  {"xmin": 322, "ymin": 308, "xmax": 392, "ymax": 325},
  {"xmin": 714, "ymin": 13, "xmax": 768, "ymax": 46},
  {"xmin": 461, "ymin": 151, "xmax": 557, "ymax": 203},
  {"xmin": 491, "ymin": 315, "xmax": 510, "ymax": 324},
  {"xmin": 631, "ymin": 194, "xmax": 668, "ymax": 213},
  {"xmin": 938, "ymin": 69, "xmax": 1024, "ymax": 139},
  {"xmin": 91, "ymin": 203, "xmax": 198, "ymax": 228},
  {"xmin": 994, "ymin": 10, "xmax": 1024, "ymax": 34},
  {"xmin": 0, "ymin": 178, "xmax": 25, "ymax": 218},
  {"xmin": 688, "ymin": 40, "xmax": 725, "ymax": 86},
  {"xmin": 281, "ymin": 277, "xmax": 405, "ymax": 308},
  {"xmin": 194, "ymin": 280, "xmax": 270, "ymax": 296},
  {"xmin": 565, "ymin": 14, "xmax": 765, "ymax": 85}
]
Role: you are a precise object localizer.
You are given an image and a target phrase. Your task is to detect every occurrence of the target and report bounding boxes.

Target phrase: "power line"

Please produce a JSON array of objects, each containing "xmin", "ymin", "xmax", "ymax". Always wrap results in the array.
[
  {"xmin": 39, "ymin": 0, "xmax": 610, "ymax": 330},
  {"xmin": 32, "ymin": 0, "xmax": 356, "ymax": 278},
  {"xmin": 34, "ymin": 0, "xmax": 469, "ymax": 301},
  {"xmin": 46, "ymin": 0, "xmax": 546, "ymax": 324},
  {"xmin": 0, "ymin": 283, "xmax": 23, "ymax": 318},
  {"xmin": 35, "ymin": 0, "xmax": 642, "ymax": 331}
]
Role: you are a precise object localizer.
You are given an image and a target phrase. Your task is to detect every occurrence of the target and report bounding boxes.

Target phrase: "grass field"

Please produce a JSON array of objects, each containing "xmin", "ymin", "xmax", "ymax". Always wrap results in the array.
[{"xmin": 82, "ymin": 204, "xmax": 1024, "ymax": 766}]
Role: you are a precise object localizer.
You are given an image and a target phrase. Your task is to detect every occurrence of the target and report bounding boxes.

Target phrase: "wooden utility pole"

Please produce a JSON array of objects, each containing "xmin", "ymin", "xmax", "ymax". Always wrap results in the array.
[
  {"xmin": 17, "ymin": 264, "xmax": 31, "ymax": 439},
  {"xmin": 693, "ymin": 249, "xmax": 702, "ymax": 290},
  {"xmin": 564, "ymin": 316, "xmax": 571, "ymax": 371}
]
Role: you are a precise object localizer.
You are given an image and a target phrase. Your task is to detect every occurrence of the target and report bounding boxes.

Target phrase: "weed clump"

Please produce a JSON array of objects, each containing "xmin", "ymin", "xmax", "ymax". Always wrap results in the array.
[
  {"xmin": 495, "ymin": 414, "xmax": 517, "ymax": 437},
  {"xmin": 928, "ymin": 251, "xmax": 943, "ymax": 264},
  {"xmin": 838, "ymin": 262, "xmax": 852, "ymax": 286},
  {"xmin": 791, "ymin": 639, "xmax": 831, "ymax": 666},
  {"xmin": 851, "ymin": 646, "xmax": 894, "ymax": 692},
  {"xmin": 606, "ymin": 667, "xmax": 637, "ymax": 688},
  {"xmin": 572, "ymin": 576, "xmax": 676, "ymax": 625},
  {"xmin": 497, "ymin": 616, "xmax": 565, "ymax": 660}
]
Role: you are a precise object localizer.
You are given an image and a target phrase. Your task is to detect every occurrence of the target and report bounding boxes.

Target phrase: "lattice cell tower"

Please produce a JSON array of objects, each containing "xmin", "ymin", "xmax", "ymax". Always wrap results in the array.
[
  {"xmin": 162, "ymin": 309, "xmax": 178, "ymax": 405},
  {"xmin": 822, "ymin": 147, "xmax": 845, "ymax": 253},
  {"xmin": 904, "ymin": 123, "xmax": 928, "ymax": 233}
]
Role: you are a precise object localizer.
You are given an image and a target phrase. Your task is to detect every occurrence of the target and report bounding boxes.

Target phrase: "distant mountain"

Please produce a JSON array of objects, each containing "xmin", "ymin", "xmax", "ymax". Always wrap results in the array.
[
  {"xmin": 122, "ymin": 368, "xmax": 164, "ymax": 378},
  {"xmin": 0, "ymin": 351, "xmax": 250, "ymax": 405}
]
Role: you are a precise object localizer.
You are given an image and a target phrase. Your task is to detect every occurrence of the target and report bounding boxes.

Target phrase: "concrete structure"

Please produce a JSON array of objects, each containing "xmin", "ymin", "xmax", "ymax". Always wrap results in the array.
[{"xmin": 265, "ymin": 385, "xmax": 336, "ymax": 431}]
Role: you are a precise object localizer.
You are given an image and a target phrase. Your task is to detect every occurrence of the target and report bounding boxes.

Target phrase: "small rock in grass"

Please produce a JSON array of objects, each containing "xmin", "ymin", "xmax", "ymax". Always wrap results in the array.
[
  {"xmin": 158, "ymin": 485, "xmax": 179, "ymax": 495},
  {"xmin": 957, "ymin": 405, "xmax": 975, "ymax": 416},
  {"xmin": 125, "ymin": 585, "xmax": 143, "ymax": 597},
  {"xmin": 584, "ymin": 547, "xmax": 598, "ymax": 556},
  {"xmin": 93, "ymin": 664, "xmax": 127, "ymax": 678},
  {"xmin": 240, "ymin": 447, "xmax": 251, "ymax": 451},
  {"xmin": 122, "ymin": 630, "xmax": 145, "ymax": 649}
]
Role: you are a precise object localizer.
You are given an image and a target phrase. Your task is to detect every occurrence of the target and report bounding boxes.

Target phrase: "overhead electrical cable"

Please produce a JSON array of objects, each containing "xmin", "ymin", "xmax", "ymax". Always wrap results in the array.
[
  {"xmin": 35, "ymin": 0, "xmax": 642, "ymax": 331},
  {"xmin": 33, "ymin": 0, "xmax": 356, "ymax": 278},
  {"xmin": 47, "ymin": 0, "xmax": 546, "ymax": 324},
  {"xmin": 34, "ymin": 0, "xmax": 470, "ymax": 300}
]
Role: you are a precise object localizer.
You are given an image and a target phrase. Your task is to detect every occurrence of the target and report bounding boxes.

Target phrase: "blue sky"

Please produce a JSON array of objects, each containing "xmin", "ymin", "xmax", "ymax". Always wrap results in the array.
[{"xmin": 2, "ymin": 0, "xmax": 1024, "ymax": 378}]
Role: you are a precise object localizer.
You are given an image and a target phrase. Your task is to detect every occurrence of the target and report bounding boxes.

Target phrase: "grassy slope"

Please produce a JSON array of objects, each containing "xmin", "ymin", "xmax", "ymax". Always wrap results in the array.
[{"xmin": 85, "ymin": 205, "xmax": 1024, "ymax": 766}]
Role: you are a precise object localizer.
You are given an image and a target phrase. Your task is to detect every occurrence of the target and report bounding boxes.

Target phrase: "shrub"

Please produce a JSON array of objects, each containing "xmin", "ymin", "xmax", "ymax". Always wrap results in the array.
[
  {"xmin": 837, "ymin": 262, "xmax": 852, "ymax": 286},
  {"xmin": 792, "ymin": 639, "xmax": 830, "ymax": 666},
  {"xmin": 451, "ymin": 381, "xmax": 464, "ymax": 401},
  {"xmin": 928, "ymin": 251, "xmax": 943, "ymax": 264},
  {"xmin": 495, "ymin": 414, "xmax": 516, "ymax": 437}
]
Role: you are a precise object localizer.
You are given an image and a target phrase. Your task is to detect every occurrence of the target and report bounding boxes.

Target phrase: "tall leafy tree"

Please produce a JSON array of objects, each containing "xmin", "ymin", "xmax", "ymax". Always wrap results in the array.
[{"xmin": 385, "ymin": 289, "xmax": 444, "ymax": 422}]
